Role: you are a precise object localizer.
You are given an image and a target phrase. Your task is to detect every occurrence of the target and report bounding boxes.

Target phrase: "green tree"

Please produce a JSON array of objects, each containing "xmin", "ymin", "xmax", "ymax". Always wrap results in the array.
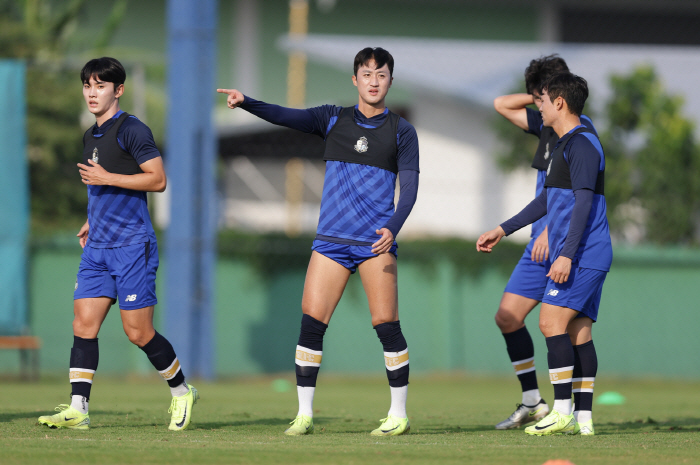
[
  {"xmin": 602, "ymin": 66, "xmax": 700, "ymax": 244},
  {"xmin": 0, "ymin": 0, "xmax": 127, "ymax": 231}
]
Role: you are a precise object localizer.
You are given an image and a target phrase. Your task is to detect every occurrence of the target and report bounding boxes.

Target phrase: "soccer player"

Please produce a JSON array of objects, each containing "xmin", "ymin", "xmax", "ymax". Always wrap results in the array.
[
  {"xmin": 477, "ymin": 72, "xmax": 611, "ymax": 436},
  {"xmin": 38, "ymin": 57, "xmax": 198, "ymax": 431},
  {"xmin": 491, "ymin": 56, "xmax": 597, "ymax": 430},
  {"xmin": 218, "ymin": 47, "xmax": 419, "ymax": 436}
]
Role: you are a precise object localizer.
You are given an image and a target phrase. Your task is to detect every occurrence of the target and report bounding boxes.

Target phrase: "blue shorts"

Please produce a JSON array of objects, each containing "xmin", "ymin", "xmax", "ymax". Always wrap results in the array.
[
  {"xmin": 503, "ymin": 239, "xmax": 550, "ymax": 301},
  {"xmin": 311, "ymin": 239, "xmax": 398, "ymax": 273},
  {"xmin": 74, "ymin": 241, "xmax": 159, "ymax": 310},
  {"xmin": 541, "ymin": 265, "xmax": 607, "ymax": 322}
]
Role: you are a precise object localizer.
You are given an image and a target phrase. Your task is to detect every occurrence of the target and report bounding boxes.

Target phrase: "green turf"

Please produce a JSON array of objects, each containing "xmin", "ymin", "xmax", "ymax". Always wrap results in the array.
[{"xmin": 2, "ymin": 374, "xmax": 699, "ymax": 465}]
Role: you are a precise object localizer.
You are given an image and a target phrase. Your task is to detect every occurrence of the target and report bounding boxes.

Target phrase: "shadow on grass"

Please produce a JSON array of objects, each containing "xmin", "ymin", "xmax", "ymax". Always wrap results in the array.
[
  {"xmin": 195, "ymin": 417, "xmax": 293, "ymax": 429},
  {"xmin": 599, "ymin": 417, "xmax": 700, "ymax": 434}
]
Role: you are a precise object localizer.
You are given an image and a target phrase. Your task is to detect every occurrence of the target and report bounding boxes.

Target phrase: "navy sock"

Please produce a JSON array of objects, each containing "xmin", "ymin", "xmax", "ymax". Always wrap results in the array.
[
  {"xmin": 295, "ymin": 314, "xmax": 327, "ymax": 387},
  {"xmin": 573, "ymin": 340, "xmax": 597, "ymax": 412},
  {"xmin": 374, "ymin": 320, "xmax": 409, "ymax": 388},
  {"xmin": 502, "ymin": 326, "xmax": 539, "ymax": 393},
  {"xmin": 70, "ymin": 336, "xmax": 99, "ymax": 400},
  {"xmin": 546, "ymin": 334, "xmax": 575, "ymax": 401},
  {"xmin": 140, "ymin": 332, "xmax": 186, "ymax": 388}
]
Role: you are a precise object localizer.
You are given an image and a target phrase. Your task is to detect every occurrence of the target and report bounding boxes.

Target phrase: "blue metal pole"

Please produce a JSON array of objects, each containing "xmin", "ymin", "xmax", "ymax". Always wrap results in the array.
[{"xmin": 165, "ymin": 0, "xmax": 218, "ymax": 379}]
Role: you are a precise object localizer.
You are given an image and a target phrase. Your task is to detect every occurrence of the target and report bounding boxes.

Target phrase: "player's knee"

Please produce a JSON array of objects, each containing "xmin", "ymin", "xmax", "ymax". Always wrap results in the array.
[
  {"xmin": 72, "ymin": 317, "xmax": 99, "ymax": 338},
  {"xmin": 495, "ymin": 308, "xmax": 522, "ymax": 332},
  {"xmin": 124, "ymin": 327, "xmax": 152, "ymax": 347}
]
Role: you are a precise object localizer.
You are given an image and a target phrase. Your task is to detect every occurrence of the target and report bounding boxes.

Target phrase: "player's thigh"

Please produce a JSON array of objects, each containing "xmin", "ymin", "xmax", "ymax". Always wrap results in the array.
[
  {"xmin": 538, "ymin": 303, "xmax": 580, "ymax": 337},
  {"xmin": 567, "ymin": 316, "xmax": 593, "ymax": 345},
  {"xmin": 495, "ymin": 292, "xmax": 540, "ymax": 332},
  {"xmin": 301, "ymin": 251, "xmax": 352, "ymax": 324},
  {"xmin": 120, "ymin": 305, "xmax": 156, "ymax": 347},
  {"xmin": 111, "ymin": 241, "xmax": 159, "ymax": 311},
  {"xmin": 357, "ymin": 252, "xmax": 398, "ymax": 326},
  {"xmin": 73, "ymin": 297, "xmax": 113, "ymax": 338}
]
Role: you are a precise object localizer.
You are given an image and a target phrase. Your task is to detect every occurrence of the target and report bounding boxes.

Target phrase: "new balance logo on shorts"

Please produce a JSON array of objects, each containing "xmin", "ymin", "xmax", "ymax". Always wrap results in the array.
[
  {"xmin": 125, "ymin": 294, "xmax": 137, "ymax": 302},
  {"xmin": 547, "ymin": 289, "xmax": 559, "ymax": 296}
]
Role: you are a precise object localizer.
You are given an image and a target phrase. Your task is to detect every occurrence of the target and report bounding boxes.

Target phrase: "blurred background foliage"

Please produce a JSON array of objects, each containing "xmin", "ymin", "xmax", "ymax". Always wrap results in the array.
[
  {"xmin": 0, "ymin": 0, "xmax": 129, "ymax": 232},
  {"xmin": 494, "ymin": 66, "xmax": 700, "ymax": 245}
]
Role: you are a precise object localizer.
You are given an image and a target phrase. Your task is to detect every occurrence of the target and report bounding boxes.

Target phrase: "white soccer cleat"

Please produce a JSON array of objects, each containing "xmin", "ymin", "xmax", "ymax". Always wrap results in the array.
[{"xmin": 495, "ymin": 399, "xmax": 549, "ymax": 430}]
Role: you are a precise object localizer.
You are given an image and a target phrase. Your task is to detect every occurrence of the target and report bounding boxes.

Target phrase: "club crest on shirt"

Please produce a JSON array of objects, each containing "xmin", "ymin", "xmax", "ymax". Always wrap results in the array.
[
  {"xmin": 354, "ymin": 136, "xmax": 368, "ymax": 153},
  {"xmin": 92, "ymin": 147, "xmax": 99, "ymax": 163},
  {"xmin": 544, "ymin": 142, "xmax": 550, "ymax": 160}
]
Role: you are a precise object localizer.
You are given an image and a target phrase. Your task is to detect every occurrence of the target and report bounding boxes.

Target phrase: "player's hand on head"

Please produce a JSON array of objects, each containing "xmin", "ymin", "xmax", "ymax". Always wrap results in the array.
[
  {"xmin": 476, "ymin": 226, "xmax": 506, "ymax": 253},
  {"xmin": 217, "ymin": 88, "xmax": 244, "ymax": 109},
  {"xmin": 546, "ymin": 256, "xmax": 572, "ymax": 283},
  {"xmin": 372, "ymin": 228, "xmax": 394, "ymax": 254}
]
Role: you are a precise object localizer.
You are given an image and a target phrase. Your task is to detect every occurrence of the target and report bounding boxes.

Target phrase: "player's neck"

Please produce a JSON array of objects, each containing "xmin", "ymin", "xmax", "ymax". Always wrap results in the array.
[
  {"xmin": 356, "ymin": 100, "xmax": 386, "ymax": 119},
  {"xmin": 95, "ymin": 101, "xmax": 121, "ymax": 127},
  {"xmin": 553, "ymin": 114, "xmax": 581, "ymax": 139}
]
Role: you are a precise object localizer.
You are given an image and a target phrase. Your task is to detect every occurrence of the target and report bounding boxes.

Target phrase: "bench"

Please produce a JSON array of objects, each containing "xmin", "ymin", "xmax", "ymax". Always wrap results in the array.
[{"xmin": 0, "ymin": 336, "xmax": 41, "ymax": 381}]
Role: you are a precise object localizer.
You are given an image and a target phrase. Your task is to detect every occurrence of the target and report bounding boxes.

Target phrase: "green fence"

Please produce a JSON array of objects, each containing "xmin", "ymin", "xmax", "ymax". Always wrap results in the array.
[{"xmin": 2, "ymin": 237, "xmax": 699, "ymax": 379}]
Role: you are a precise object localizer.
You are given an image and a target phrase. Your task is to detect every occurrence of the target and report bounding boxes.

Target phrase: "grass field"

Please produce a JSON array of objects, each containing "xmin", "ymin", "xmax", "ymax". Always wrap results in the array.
[{"xmin": 1, "ymin": 374, "xmax": 699, "ymax": 465}]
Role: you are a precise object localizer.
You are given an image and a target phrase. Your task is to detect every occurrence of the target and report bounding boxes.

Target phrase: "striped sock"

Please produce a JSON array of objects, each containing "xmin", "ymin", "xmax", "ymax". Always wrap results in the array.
[
  {"xmin": 375, "ymin": 321, "xmax": 409, "ymax": 418},
  {"xmin": 503, "ymin": 326, "xmax": 540, "ymax": 404},
  {"xmin": 69, "ymin": 336, "xmax": 99, "ymax": 405},
  {"xmin": 139, "ymin": 332, "xmax": 187, "ymax": 396},
  {"xmin": 295, "ymin": 314, "xmax": 327, "ymax": 417},
  {"xmin": 573, "ymin": 340, "xmax": 597, "ymax": 423},
  {"xmin": 546, "ymin": 334, "xmax": 574, "ymax": 415}
]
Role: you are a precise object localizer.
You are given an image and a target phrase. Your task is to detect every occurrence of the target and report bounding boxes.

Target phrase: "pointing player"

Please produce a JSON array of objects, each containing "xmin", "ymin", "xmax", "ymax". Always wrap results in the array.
[
  {"xmin": 478, "ymin": 72, "xmax": 611, "ymax": 436},
  {"xmin": 218, "ymin": 47, "xmax": 419, "ymax": 436},
  {"xmin": 491, "ymin": 56, "xmax": 597, "ymax": 430},
  {"xmin": 38, "ymin": 57, "xmax": 198, "ymax": 431}
]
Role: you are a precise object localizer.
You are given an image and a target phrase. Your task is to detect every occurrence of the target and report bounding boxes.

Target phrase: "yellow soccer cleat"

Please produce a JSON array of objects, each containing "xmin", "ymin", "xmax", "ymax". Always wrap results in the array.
[
  {"xmin": 168, "ymin": 384, "xmax": 199, "ymax": 431},
  {"xmin": 38, "ymin": 405, "xmax": 90, "ymax": 430},
  {"xmin": 371, "ymin": 414, "xmax": 410, "ymax": 436},
  {"xmin": 574, "ymin": 419, "xmax": 595, "ymax": 436},
  {"xmin": 524, "ymin": 409, "xmax": 576, "ymax": 436},
  {"xmin": 284, "ymin": 414, "xmax": 314, "ymax": 435}
]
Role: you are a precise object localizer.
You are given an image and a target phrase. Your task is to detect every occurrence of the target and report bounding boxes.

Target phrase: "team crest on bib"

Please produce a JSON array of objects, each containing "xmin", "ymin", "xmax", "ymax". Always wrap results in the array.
[
  {"xmin": 354, "ymin": 136, "xmax": 368, "ymax": 153},
  {"xmin": 544, "ymin": 142, "xmax": 550, "ymax": 160},
  {"xmin": 92, "ymin": 147, "xmax": 99, "ymax": 163}
]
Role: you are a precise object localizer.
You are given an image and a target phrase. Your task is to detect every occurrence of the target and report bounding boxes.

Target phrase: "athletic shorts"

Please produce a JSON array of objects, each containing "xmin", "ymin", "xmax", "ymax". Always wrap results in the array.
[
  {"xmin": 541, "ymin": 265, "xmax": 607, "ymax": 322},
  {"xmin": 503, "ymin": 239, "xmax": 550, "ymax": 301},
  {"xmin": 311, "ymin": 239, "xmax": 398, "ymax": 274},
  {"xmin": 74, "ymin": 241, "xmax": 159, "ymax": 310}
]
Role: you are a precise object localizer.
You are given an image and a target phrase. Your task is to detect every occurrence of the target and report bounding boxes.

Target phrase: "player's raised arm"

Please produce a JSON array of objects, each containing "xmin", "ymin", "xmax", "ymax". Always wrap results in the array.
[{"xmin": 493, "ymin": 93, "xmax": 535, "ymax": 131}]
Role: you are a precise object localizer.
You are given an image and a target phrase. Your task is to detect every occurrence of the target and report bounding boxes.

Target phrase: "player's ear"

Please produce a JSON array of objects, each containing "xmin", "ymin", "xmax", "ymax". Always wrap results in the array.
[
  {"xmin": 389, "ymin": 76, "xmax": 393, "ymax": 88},
  {"xmin": 115, "ymin": 83, "xmax": 125, "ymax": 99},
  {"xmin": 352, "ymin": 74, "xmax": 358, "ymax": 87}
]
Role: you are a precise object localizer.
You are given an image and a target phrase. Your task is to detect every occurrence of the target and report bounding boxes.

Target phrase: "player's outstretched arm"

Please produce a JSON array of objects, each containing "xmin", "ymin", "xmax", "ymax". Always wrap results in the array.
[
  {"xmin": 77, "ymin": 157, "xmax": 167, "ymax": 192},
  {"xmin": 217, "ymin": 88, "xmax": 245, "ymax": 109},
  {"xmin": 476, "ymin": 226, "xmax": 506, "ymax": 253},
  {"xmin": 493, "ymin": 93, "xmax": 535, "ymax": 131}
]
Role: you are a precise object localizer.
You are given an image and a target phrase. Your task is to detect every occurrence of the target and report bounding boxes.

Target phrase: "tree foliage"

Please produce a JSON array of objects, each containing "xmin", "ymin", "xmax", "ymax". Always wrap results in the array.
[
  {"xmin": 1, "ymin": 0, "xmax": 127, "ymax": 231},
  {"xmin": 601, "ymin": 66, "xmax": 700, "ymax": 244}
]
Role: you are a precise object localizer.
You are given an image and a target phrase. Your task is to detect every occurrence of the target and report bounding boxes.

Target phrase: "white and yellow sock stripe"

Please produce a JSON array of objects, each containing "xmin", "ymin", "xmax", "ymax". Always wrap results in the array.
[
  {"xmin": 572, "ymin": 377, "xmax": 595, "ymax": 393},
  {"xmin": 512, "ymin": 356, "xmax": 536, "ymax": 375},
  {"xmin": 384, "ymin": 349, "xmax": 409, "ymax": 371},
  {"xmin": 69, "ymin": 368, "xmax": 95, "ymax": 384},
  {"xmin": 549, "ymin": 365, "xmax": 574, "ymax": 384},
  {"xmin": 159, "ymin": 358, "xmax": 182, "ymax": 381},
  {"xmin": 295, "ymin": 345, "xmax": 322, "ymax": 367}
]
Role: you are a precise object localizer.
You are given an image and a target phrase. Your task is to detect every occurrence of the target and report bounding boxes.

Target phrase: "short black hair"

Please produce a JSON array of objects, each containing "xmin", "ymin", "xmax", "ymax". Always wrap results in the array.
[
  {"xmin": 542, "ymin": 72, "xmax": 589, "ymax": 116},
  {"xmin": 354, "ymin": 47, "xmax": 394, "ymax": 77},
  {"xmin": 81, "ymin": 57, "xmax": 126, "ymax": 89},
  {"xmin": 524, "ymin": 54, "xmax": 569, "ymax": 95}
]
